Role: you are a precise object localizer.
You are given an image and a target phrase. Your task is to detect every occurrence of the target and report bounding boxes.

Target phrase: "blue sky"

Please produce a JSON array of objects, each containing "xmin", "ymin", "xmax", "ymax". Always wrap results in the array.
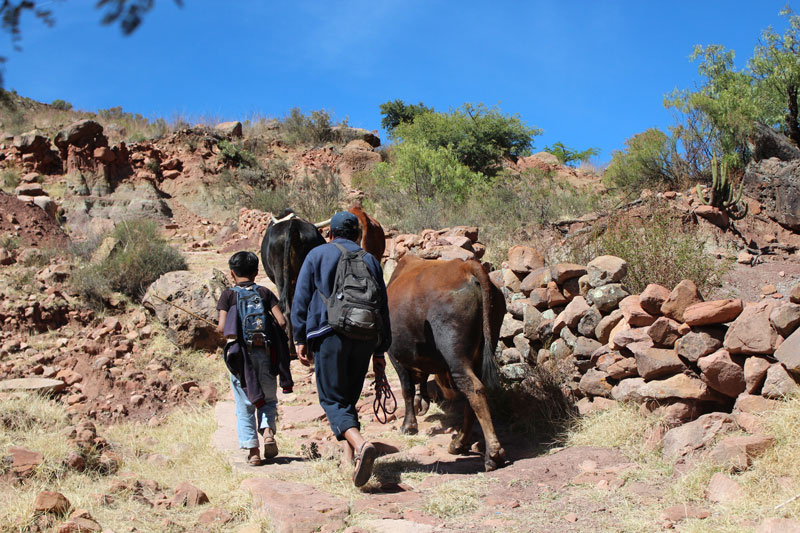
[{"xmin": 0, "ymin": 1, "xmax": 793, "ymax": 162}]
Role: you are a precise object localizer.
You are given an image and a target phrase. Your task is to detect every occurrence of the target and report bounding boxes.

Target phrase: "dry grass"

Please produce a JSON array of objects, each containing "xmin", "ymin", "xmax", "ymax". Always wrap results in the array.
[
  {"xmin": 0, "ymin": 395, "xmax": 268, "ymax": 532},
  {"xmin": 422, "ymin": 474, "xmax": 494, "ymax": 519},
  {"xmin": 564, "ymin": 397, "xmax": 800, "ymax": 532}
]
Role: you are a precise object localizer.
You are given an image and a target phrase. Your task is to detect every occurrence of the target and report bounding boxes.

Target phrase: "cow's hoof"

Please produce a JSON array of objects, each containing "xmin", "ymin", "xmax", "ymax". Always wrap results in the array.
[
  {"xmin": 484, "ymin": 448, "xmax": 507, "ymax": 471},
  {"xmin": 414, "ymin": 397, "xmax": 430, "ymax": 416},
  {"xmin": 399, "ymin": 425, "xmax": 418, "ymax": 435},
  {"xmin": 448, "ymin": 437, "xmax": 469, "ymax": 455}
]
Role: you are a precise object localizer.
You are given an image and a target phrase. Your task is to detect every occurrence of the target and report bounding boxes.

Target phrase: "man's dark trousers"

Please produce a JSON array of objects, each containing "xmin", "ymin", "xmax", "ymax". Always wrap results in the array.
[{"xmin": 313, "ymin": 332, "xmax": 377, "ymax": 440}]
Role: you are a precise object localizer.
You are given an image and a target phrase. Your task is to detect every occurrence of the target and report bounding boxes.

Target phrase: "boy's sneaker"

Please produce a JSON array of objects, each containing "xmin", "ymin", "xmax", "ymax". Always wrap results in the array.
[
  {"xmin": 263, "ymin": 428, "xmax": 278, "ymax": 460},
  {"xmin": 282, "ymin": 386, "xmax": 293, "ymax": 394}
]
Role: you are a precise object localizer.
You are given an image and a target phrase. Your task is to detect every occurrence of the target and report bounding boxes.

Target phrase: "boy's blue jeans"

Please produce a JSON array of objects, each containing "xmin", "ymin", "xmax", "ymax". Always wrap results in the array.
[{"xmin": 230, "ymin": 366, "xmax": 278, "ymax": 449}]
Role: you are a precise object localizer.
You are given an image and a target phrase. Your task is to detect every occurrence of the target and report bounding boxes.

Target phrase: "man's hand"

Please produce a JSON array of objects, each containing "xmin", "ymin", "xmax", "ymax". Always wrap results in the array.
[
  {"xmin": 373, "ymin": 355, "xmax": 386, "ymax": 378},
  {"xmin": 296, "ymin": 343, "xmax": 312, "ymax": 367}
]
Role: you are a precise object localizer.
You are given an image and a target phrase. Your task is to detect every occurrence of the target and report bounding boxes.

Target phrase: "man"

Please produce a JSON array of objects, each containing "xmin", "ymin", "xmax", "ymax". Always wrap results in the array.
[{"xmin": 291, "ymin": 211, "xmax": 391, "ymax": 487}]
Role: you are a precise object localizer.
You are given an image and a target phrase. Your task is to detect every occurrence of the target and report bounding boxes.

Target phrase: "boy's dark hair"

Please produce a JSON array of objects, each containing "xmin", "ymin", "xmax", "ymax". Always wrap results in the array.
[{"xmin": 229, "ymin": 251, "xmax": 259, "ymax": 278}]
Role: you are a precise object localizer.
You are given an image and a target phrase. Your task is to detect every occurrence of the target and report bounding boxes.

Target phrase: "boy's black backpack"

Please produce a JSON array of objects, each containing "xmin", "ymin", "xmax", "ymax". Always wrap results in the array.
[
  {"xmin": 322, "ymin": 243, "xmax": 383, "ymax": 340},
  {"xmin": 232, "ymin": 285, "xmax": 270, "ymax": 352}
]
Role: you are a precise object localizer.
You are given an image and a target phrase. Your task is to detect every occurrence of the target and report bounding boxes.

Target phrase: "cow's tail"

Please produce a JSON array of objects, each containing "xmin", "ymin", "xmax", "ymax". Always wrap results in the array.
[
  {"xmin": 281, "ymin": 220, "xmax": 298, "ymax": 340},
  {"xmin": 468, "ymin": 260, "xmax": 500, "ymax": 391}
]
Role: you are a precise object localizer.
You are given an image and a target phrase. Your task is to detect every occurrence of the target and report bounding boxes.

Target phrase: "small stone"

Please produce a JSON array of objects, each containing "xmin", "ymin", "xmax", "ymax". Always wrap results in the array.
[
  {"xmin": 586, "ymin": 283, "xmax": 629, "ymax": 312},
  {"xmin": 198, "ymin": 508, "xmax": 233, "ymax": 525},
  {"xmin": 631, "ymin": 345, "xmax": 686, "ymax": 380},
  {"xmin": 758, "ymin": 518, "xmax": 800, "ymax": 533},
  {"xmin": 563, "ymin": 513, "xmax": 578, "ymax": 523},
  {"xmin": 737, "ymin": 250, "xmax": 754, "ymax": 264},
  {"xmin": 697, "ymin": 349, "xmax": 746, "ymax": 398},
  {"xmin": 660, "ymin": 504, "xmax": 711, "ymax": 523},
  {"xmin": 675, "ymin": 328, "xmax": 724, "ymax": 362},
  {"xmin": 775, "ymin": 327, "xmax": 800, "ymax": 374},
  {"xmin": 507, "ymin": 246, "xmax": 545, "ymax": 274},
  {"xmin": 640, "ymin": 283, "xmax": 670, "ymax": 315},
  {"xmin": 762, "ymin": 364, "xmax": 800, "ymax": 398},
  {"xmin": 770, "ymin": 303, "xmax": 800, "ymax": 337},
  {"xmin": 171, "ymin": 482, "xmax": 209, "ymax": 507},
  {"xmin": 595, "ymin": 309, "xmax": 624, "ymax": 344},
  {"xmin": 762, "ymin": 284, "xmax": 777, "ymax": 295},
  {"xmin": 790, "ymin": 282, "xmax": 800, "ymax": 304},
  {"xmin": 734, "ymin": 393, "xmax": 780, "ymax": 413},
  {"xmin": 706, "ymin": 473, "xmax": 743, "ymax": 503},
  {"xmin": 35, "ymin": 491, "xmax": 71, "ymax": 515},
  {"xmin": 647, "ymin": 317, "xmax": 682, "ymax": 347},
  {"xmin": 619, "ymin": 295, "xmax": 657, "ymax": 326},
  {"xmin": 744, "ymin": 357, "xmax": 771, "ymax": 394},
  {"xmin": 662, "ymin": 413, "xmax": 736, "ymax": 460},
  {"xmin": 550, "ymin": 263, "xmax": 586, "ymax": 284}
]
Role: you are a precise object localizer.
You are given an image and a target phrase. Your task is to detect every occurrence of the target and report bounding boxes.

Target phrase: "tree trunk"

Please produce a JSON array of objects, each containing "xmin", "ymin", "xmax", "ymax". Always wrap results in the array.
[{"xmin": 785, "ymin": 85, "xmax": 800, "ymax": 146}]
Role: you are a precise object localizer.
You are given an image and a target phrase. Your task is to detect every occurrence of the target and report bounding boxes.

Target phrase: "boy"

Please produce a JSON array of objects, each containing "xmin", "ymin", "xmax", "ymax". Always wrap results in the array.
[{"xmin": 217, "ymin": 251, "xmax": 287, "ymax": 465}]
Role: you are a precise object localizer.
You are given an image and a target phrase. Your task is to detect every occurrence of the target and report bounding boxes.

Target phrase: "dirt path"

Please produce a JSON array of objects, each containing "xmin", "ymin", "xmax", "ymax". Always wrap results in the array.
[{"xmin": 210, "ymin": 358, "xmax": 668, "ymax": 533}]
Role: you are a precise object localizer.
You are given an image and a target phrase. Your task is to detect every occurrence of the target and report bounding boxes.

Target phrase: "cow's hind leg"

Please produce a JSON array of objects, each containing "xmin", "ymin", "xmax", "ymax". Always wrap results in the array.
[
  {"xmin": 414, "ymin": 375, "xmax": 430, "ymax": 416},
  {"xmin": 388, "ymin": 354, "xmax": 418, "ymax": 434},
  {"xmin": 450, "ymin": 367, "xmax": 506, "ymax": 472},
  {"xmin": 448, "ymin": 398, "xmax": 476, "ymax": 455}
]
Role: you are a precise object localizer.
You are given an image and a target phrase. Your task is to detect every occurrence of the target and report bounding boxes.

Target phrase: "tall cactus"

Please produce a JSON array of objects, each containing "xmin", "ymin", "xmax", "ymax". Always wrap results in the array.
[{"xmin": 696, "ymin": 155, "xmax": 748, "ymax": 220}]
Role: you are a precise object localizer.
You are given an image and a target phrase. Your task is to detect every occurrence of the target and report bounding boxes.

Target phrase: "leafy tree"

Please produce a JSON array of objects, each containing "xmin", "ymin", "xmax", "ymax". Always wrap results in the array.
[
  {"xmin": 543, "ymin": 141, "xmax": 600, "ymax": 166},
  {"xmin": 371, "ymin": 142, "xmax": 481, "ymax": 204},
  {"xmin": 604, "ymin": 128, "xmax": 684, "ymax": 195},
  {"xmin": 379, "ymin": 99, "xmax": 433, "ymax": 135},
  {"xmin": 51, "ymin": 98, "xmax": 72, "ymax": 110},
  {"xmin": 393, "ymin": 103, "xmax": 541, "ymax": 176},
  {"xmin": 667, "ymin": 7, "xmax": 800, "ymax": 165}
]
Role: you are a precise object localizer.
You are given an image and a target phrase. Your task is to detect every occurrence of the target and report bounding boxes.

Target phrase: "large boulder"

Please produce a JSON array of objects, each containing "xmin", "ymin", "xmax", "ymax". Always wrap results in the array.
[
  {"xmin": 661, "ymin": 280, "xmax": 703, "ymax": 323},
  {"xmin": 774, "ymin": 327, "xmax": 800, "ymax": 375},
  {"xmin": 724, "ymin": 300, "xmax": 780, "ymax": 355},
  {"xmin": 697, "ymin": 349, "xmax": 746, "ymax": 398},
  {"xmin": 743, "ymin": 157, "xmax": 800, "ymax": 230},
  {"xmin": 662, "ymin": 412, "xmax": 736, "ymax": 461},
  {"xmin": 747, "ymin": 122, "xmax": 800, "ymax": 162},
  {"xmin": 142, "ymin": 269, "xmax": 227, "ymax": 349},
  {"xmin": 585, "ymin": 255, "xmax": 627, "ymax": 288}
]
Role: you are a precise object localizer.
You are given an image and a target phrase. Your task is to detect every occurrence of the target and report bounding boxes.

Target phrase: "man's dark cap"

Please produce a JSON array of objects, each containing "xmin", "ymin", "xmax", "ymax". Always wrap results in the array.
[{"xmin": 330, "ymin": 211, "xmax": 359, "ymax": 232}]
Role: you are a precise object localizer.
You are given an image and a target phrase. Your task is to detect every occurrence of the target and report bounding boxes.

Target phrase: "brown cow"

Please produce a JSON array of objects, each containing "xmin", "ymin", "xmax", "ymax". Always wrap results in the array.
[
  {"xmin": 349, "ymin": 205, "xmax": 386, "ymax": 260},
  {"xmin": 386, "ymin": 255, "xmax": 507, "ymax": 471}
]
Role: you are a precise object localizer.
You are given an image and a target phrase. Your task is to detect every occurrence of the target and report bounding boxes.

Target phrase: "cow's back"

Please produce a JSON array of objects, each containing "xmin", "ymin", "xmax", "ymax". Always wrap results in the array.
[{"xmin": 387, "ymin": 256, "xmax": 501, "ymax": 374}]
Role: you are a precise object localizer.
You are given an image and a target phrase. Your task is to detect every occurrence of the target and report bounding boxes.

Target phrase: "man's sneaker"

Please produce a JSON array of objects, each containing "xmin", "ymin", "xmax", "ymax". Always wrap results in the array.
[
  {"xmin": 263, "ymin": 428, "xmax": 278, "ymax": 460},
  {"xmin": 282, "ymin": 386, "xmax": 293, "ymax": 394}
]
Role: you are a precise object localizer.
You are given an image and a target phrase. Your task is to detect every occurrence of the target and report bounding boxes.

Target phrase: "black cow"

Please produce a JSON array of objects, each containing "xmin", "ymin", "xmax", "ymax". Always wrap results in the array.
[{"xmin": 260, "ymin": 210, "xmax": 326, "ymax": 348}]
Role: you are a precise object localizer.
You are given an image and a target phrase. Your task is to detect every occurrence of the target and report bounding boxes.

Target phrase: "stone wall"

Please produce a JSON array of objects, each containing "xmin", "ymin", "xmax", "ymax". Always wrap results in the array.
[{"xmin": 489, "ymin": 246, "xmax": 800, "ymax": 427}]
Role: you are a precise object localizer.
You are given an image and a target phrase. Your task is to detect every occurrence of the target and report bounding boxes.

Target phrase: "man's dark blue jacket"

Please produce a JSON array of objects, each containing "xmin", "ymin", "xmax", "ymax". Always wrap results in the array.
[{"xmin": 291, "ymin": 238, "xmax": 391, "ymax": 353}]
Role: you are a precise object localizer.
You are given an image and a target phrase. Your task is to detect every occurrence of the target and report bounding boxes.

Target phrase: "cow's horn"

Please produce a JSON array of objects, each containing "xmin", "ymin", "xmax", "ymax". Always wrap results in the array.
[
  {"xmin": 314, "ymin": 217, "xmax": 332, "ymax": 228},
  {"xmin": 270, "ymin": 214, "xmax": 279, "ymax": 224}
]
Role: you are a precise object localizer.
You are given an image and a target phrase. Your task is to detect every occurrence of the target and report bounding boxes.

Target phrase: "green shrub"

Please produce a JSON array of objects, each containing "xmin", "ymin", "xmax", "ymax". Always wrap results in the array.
[
  {"xmin": 603, "ymin": 128, "xmax": 684, "ymax": 196},
  {"xmin": 0, "ymin": 235, "xmax": 20, "ymax": 250},
  {"xmin": 543, "ymin": 141, "xmax": 600, "ymax": 167},
  {"xmin": 72, "ymin": 220, "xmax": 186, "ymax": 307},
  {"xmin": 50, "ymin": 99, "xmax": 72, "ymax": 111},
  {"xmin": 1, "ymin": 168, "xmax": 20, "ymax": 191},
  {"xmin": 370, "ymin": 142, "xmax": 482, "ymax": 204},
  {"xmin": 250, "ymin": 166, "xmax": 343, "ymax": 223},
  {"xmin": 592, "ymin": 202, "xmax": 730, "ymax": 294},
  {"xmin": 393, "ymin": 103, "xmax": 541, "ymax": 176},
  {"xmin": 217, "ymin": 140, "xmax": 257, "ymax": 168},
  {"xmin": 279, "ymin": 107, "xmax": 335, "ymax": 146}
]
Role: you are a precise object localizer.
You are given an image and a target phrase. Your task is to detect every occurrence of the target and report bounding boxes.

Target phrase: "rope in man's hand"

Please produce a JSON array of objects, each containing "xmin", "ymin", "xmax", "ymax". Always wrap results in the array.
[{"xmin": 372, "ymin": 372, "xmax": 397, "ymax": 424}]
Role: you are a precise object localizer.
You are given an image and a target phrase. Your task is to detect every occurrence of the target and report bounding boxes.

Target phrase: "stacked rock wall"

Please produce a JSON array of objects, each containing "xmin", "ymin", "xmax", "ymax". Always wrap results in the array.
[{"xmin": 490, "ymin": 247, "xmax": 800, "ymax": 426}]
